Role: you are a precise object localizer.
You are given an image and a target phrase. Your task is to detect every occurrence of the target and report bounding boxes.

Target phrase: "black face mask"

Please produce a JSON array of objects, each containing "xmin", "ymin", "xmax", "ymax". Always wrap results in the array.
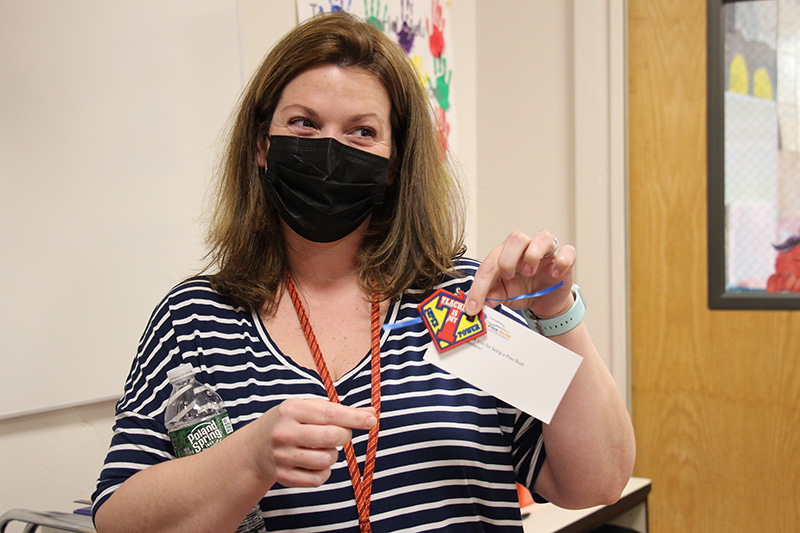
[{"xmin": 263, "ymin": 135, "xmax": 391, "ymax": 243}]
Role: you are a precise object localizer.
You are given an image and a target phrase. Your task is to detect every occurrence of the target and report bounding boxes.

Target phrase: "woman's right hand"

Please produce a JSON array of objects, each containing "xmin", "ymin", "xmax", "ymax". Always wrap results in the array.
[{"xmin": 247, "ymin": 397, "xmax": 377, "ymax": 488}]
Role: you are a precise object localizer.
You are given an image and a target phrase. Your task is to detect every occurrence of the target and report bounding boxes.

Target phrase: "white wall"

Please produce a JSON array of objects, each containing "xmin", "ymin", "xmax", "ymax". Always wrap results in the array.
[
  {"xmin": 475, "ymin": 1, "xmax": 627, "ymax": 400},
  {"xmin": 474, "ymin": 1, "xmax": 575, "ymax": 254},
  {"xmin": 0, "ymin": 0, "xmax": 242, "ymax": 419},
  {"xmin": 1, "ymin": 0, "xmax": 245, "ymax": 522},
  {"xmin": 0, "ymin": 0, "xmax": 625, "ymax": 521}
]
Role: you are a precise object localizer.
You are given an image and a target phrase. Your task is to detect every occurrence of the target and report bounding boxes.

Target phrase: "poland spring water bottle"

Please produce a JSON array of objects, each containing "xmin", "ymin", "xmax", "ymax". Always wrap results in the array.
[{"xmin": 165, "ymin": 363, "xmax": 266, "ymax": 533}]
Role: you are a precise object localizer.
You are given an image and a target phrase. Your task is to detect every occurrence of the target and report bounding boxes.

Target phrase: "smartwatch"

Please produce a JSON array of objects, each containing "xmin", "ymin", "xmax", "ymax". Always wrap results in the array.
[{"xmin": 522, "ymin": 284, "xmax": 585, "ymax": 337}]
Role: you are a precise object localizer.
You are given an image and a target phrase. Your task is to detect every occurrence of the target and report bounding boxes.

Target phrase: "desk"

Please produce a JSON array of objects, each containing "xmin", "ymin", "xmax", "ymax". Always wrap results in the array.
[
  {"xmin": 522, "ymin": 477, "xmax": 651, "ymax": 533},
  {"xmin": 1, "ymin": 478, "xmax": 650, "ymax": 533}
]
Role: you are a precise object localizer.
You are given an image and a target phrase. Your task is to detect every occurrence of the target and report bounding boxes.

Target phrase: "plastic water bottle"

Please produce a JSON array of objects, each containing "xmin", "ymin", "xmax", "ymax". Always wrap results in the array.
[{"xmin": 165, "ymin": 363, "xmax": 266, "ymax": 533}]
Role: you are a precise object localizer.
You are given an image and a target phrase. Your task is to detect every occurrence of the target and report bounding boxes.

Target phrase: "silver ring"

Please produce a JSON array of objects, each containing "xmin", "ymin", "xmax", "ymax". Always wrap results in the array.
[{"xmin": 541, "ymin": 231, "xmax": 558, "ymax": 258}]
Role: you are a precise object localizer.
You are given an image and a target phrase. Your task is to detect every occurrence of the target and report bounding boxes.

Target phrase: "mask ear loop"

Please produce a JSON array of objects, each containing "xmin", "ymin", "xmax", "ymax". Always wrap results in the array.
[
  {"xmin": 255, "ymin": 121, "xmax": 271, "ymax": 168},
  {"xmin": 387, "ymin": 147, "xmax": 399, "ymax": 187}
]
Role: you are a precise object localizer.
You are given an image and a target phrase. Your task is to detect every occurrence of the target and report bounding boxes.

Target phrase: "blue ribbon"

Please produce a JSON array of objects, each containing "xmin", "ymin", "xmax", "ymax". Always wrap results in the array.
[
  {"xmin": 382, "ymin": 281, "xmax": 564, "ymax": 332},
  {"xmin": 382, "ymin": 317, "xmax": 424, "ymax": 332},
  {"xmin": 484, "ymin": 280, "xmax": 564, "ymax": 301}
]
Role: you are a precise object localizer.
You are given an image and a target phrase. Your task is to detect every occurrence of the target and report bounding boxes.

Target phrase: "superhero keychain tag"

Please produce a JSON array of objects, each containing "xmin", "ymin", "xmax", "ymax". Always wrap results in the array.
[{"xmin": 417, "ymin": 288, "xmax": 487, "ymax": 352}]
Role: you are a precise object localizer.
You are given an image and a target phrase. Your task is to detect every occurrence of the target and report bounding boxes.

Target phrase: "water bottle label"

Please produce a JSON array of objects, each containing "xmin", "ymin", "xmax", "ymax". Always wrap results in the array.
[{"xmin": 169, "ymin": 413, "xmax": 234, "ymax": 457}]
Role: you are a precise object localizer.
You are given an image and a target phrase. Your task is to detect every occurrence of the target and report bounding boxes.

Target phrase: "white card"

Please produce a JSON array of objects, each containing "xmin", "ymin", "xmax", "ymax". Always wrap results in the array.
[{"xmin": 423, "ymin": 305, "xmax": 583, "ymax": 423}]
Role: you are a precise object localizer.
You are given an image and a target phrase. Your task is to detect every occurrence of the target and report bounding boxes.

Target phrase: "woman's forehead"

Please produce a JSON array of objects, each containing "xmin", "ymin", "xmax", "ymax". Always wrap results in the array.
[{"xmin": 276, "ymin": 64, "xmax": 391, "ymax": 118}]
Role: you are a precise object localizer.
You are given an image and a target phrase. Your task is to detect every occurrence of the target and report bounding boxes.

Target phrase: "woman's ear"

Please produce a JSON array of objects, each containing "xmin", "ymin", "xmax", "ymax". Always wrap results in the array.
[{"xmin": 256, "ymin": 135, "xmax": 269, "ymax": 168}]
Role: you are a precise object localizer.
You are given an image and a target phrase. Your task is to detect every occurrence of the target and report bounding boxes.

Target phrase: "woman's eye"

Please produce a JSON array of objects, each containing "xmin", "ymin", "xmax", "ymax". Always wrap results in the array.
[
  {"xmin": 289, "ymin": 118, "xmax": 315, "ymax": 128},
  {"xmin": 353, "ymin": 127, "xmax": 376, "ymax": 138}
]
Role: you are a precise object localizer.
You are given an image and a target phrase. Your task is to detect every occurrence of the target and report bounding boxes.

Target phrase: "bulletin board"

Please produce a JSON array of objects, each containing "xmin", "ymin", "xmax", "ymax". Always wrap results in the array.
[{"xmin": 0, "ymin": 1, "xmax": 244, "ymax": 418}]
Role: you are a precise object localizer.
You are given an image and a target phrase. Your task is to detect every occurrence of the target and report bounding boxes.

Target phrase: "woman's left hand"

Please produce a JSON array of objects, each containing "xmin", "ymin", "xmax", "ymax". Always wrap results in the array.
[
  {"xmin": 466, "ymin": 230, "xmax": 637, "ymax": 508},
  {"xmin": 465, "ymin": 230, "xmax": 575, "ymax": 318}
]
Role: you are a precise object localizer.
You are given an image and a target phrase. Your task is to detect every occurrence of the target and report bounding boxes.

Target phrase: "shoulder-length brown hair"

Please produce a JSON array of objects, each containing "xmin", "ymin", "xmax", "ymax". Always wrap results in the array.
[{"xmin": 207, "ymin": 11, "xmax": 465, "ymax": 313}]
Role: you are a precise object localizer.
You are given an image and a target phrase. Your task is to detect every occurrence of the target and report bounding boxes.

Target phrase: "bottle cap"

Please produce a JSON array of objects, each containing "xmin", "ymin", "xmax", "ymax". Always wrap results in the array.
[{"xmin": 166, "ymin": 363, "xmax": 196, "ymax": 383}]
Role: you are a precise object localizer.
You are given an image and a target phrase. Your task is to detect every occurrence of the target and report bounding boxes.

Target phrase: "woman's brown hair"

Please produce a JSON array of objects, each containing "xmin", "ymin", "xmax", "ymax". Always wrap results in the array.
[{"xmin": 207, "ymin": 11, "xmax": 465, "ymax": 313}]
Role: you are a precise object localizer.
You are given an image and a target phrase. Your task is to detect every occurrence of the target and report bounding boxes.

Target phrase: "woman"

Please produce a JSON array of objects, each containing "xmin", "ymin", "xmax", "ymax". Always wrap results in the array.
[{"xmin": 92, "ymin": 11, "xmax": 634, "ymax": 532}]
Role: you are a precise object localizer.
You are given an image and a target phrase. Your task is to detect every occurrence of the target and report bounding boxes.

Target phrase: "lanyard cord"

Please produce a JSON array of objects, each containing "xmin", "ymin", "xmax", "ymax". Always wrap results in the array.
[{"xmin": 284, "ymin": 271, "xmax": 381, "ymax": 533}]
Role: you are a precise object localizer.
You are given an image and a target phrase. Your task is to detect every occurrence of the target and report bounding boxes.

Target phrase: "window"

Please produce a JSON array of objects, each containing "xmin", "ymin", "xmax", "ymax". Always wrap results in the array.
[{"xmin": 708, "ymin": 0, "xmax": 800, "ymax": 309}]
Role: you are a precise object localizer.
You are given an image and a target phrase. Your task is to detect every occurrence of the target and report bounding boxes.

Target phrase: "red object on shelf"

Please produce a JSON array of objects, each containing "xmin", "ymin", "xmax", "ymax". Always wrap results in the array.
[{"xmin": 767, "ymin": 236, "xmax": 800, "ymax": 293}]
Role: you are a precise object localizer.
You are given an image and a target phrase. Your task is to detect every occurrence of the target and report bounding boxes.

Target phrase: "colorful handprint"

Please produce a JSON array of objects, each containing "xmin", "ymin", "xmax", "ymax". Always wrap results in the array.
[
  {"xmin": 364, "ymin": 0, "xmax": 388, "ymax": 32},
  {"xmin": 409, "ymin": 54, "xmax": 428, "ymax": 87},
  {"xmin": 426, "ymin": 0, "xmax": 445, "ymax": 58},
  {"xmin": 396, "ymin": 0, "xmax": 418, "ymax": 53},
  {"xmin": 429, "ymin": 56, "xmax": 451, "ymax": 111},
  {"xmin": 328, "ymin": 0, "xmax": 352, "ymax": 11}
]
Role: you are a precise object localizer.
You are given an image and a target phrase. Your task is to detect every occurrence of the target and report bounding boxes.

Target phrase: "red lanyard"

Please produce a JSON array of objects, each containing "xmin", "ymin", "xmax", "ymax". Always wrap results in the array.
[{"xmin": 284, "ymin": 271, "xmax": 381, "ymax": 533}]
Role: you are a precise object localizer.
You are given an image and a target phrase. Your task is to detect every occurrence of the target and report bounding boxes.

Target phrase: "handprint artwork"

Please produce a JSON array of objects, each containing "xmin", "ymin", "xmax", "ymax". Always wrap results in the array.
[
  {"xmin": 298, "ymin": 0, "xmax": 456, "ymax": 154},
  {"xmin": 429, "ymin": 56, "xmax": 451, "ymax": 111},
  {"xmin": 364, "ymin": 0, "xmax": 388, "ymax": 31},
  {"xmin": 426, "ymin": 0, "xmax": 445, "ymax": 58},
  {"xmin": 396, "ymin": 0, "xmax": 418, "ymax": 53}
]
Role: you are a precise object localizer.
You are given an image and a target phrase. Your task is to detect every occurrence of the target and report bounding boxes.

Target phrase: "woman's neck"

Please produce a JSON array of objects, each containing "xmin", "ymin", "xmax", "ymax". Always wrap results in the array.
[{"xmin": 283, "ymin": 225, "xmax": 364, "ymax": 292}]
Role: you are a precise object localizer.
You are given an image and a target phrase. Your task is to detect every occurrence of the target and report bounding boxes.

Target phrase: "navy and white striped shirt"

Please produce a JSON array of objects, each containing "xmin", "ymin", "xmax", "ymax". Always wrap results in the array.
[{"xmin": 92, "ymin": 258, "xmax": 547, "ymax": 532}]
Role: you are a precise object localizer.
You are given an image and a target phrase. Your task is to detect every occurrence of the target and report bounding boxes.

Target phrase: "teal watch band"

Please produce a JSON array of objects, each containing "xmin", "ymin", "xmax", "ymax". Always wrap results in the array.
[{"xmin": 522, "ymin": 284, "xmax": 585, "ymax": 337}]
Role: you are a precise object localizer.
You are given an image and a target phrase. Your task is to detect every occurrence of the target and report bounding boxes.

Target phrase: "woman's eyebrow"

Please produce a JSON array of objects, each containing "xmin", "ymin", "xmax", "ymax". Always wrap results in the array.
[{"xmin": 279, "ymin": 104, "xmax": 319, "ymax": 118}]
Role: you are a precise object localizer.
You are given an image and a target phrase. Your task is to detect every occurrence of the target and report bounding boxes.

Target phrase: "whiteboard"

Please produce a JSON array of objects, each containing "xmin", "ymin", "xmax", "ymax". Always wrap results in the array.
[{"xmin": 0, "ymin": 1, "xmax": 245, "ymax": 418}]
